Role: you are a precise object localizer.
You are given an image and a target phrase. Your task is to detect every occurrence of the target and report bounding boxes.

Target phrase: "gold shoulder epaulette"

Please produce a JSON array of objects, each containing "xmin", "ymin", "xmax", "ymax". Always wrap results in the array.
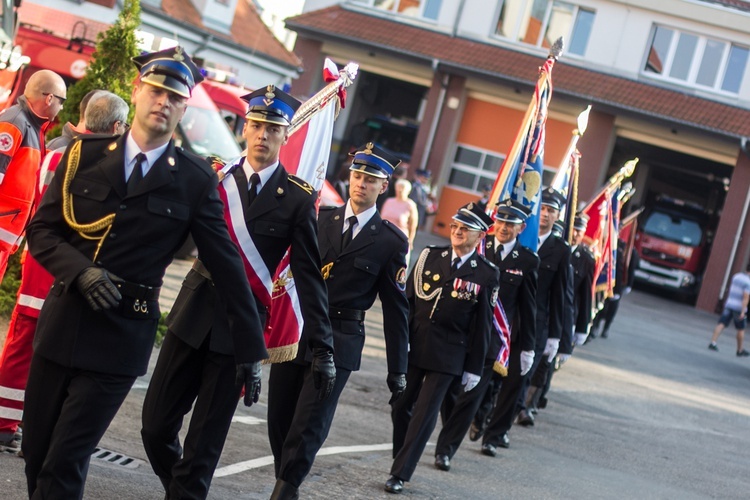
[
  {"xmin": 288, "ymin": 174, "xmax": 313, "ymax": 194},
  {"xmin": 207, "ymin": 155, "xmax": 226, "ymax": 173}
]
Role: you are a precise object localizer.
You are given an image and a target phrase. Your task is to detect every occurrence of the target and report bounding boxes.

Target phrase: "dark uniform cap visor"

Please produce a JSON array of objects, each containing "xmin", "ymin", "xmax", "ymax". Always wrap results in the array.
[
  {"xmin": 452, "ymin": 204, "xmax": 493, "ymax": 232},
  {"xmin": 141, "ymin": 71, "xmax": 192, "ymax": 99}
]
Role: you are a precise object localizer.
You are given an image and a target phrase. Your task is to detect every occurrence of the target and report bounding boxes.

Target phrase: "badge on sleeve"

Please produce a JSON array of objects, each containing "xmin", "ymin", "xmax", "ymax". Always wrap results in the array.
[
  {"xmin": 491, "ymin": 286, "xmax": 499, "ymax": 307},
  {"xmin": 0, "ymin": 133, "xmax": 14, "ymax": 152},
  {"xmin": 396, "ymin": 266, "xmax": 407, "ymax": 291}
]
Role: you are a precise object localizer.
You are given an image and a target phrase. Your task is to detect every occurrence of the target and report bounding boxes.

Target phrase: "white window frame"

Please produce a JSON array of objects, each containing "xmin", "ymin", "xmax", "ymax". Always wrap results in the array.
[
  {"xmin": 349, "ymin": 0, "xmax": 442, "ymax": 21},
  {"xmin": 491, "ymin": 0, "xmax": 594, "ymax": 57},
  {"xmin": 643, "ymin": 24, "xmax": 749, "ymax": 95}
]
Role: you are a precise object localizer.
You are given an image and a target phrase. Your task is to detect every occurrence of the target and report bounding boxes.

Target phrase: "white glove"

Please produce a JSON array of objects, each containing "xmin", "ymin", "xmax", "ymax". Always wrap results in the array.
[
  {"xmin": 519, "ymin": 350, "xmax": 535, "ymax": 376},
  {"xmin": 623, "ymin": 287, "xmax": 632, "ymax": 295},
  {"xmin": 461, "ymin": 372, "xmax": 481, "ymax": 392},
  {"xmin": 612, "ymin": 294, "xmax": 622, "ymax": 300},
  {"xmin": 573, "ymin": 332, "xmax": 588, "ymax": 346},
  {"xmin": 543, "ymin": 338, "xmax": 560, "ymax": 362},
  {"xmin": 558, "ymin": 353, "xmax": 571, "ymax": 365}
]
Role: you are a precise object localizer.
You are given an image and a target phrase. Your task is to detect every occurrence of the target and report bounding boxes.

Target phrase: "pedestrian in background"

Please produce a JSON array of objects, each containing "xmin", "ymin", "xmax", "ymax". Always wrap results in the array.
[
  {"xmin": 409, "ymin": 168, "xmax": 431, "ymax": 229},
  {"xmin": 45, "ymin": 89, "xmax": 101, "ymax": 150},
  {"xmin": 708, "ymin": 263, "xmax": 750, "ymax": 356},
  {"xmin": 381, "ymin": 178, "xmax": 419, "ymax": 255}
]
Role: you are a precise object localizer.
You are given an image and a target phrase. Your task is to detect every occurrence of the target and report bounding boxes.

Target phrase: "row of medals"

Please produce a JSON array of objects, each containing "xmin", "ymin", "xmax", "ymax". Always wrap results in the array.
[{"xmin": 423, "ymin": 270, "xmax": 462, "ymax": 298}]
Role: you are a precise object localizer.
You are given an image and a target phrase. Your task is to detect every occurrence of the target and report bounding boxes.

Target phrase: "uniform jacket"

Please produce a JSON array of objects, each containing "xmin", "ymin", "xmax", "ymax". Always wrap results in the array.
[
  {"xmin": 167, "ymin": 160, "xmax": 333, "ymax": 357},
  {"xmin": 535, "ymin": 233, "xmax": 571, "ymax": 349},
  {"xmin": 0, "ymin": 96, "xmax": 51, "ymax": 253},
  {"xmin": 407, "ymin": 246, "xmax": 499, "ymax": 377},
  {"xmin": 485, "ymin": 238, "xmax": 539, "ymax": 353},
  {"xmin": 26, "ymin": 133, "xmax": 266, "ymax": 376},
  {"xmin": 305, "ymin": 205, "xmax": 409, "ymax": 373},
  {"xmin": 571, "ymin": 244, "xmax": 595, "ymax": 334}
]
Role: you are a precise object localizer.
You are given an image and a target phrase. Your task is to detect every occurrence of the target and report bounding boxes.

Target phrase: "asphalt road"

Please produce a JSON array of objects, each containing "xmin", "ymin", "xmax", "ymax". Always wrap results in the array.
[{"xmin": 3, "ymin": 235, "xmax": 750, "ymax": 499}]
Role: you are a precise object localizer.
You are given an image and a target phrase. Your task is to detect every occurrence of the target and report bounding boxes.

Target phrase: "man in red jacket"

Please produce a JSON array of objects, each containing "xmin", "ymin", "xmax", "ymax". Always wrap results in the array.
[{"xmin": 0, "ymin": 70, "xmax": 66, "ymax": 282}]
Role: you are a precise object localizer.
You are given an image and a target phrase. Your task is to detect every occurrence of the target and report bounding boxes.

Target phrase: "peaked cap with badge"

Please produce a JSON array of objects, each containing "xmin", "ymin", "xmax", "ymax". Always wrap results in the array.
[
  {"xmin": 241, "ymin": 85, "xmax": 302, "ymax": 126},
  {"xmin": 453, "ymin": 202, "xmax": 494, "ymax": 232},
  {"xmin": 494, "ymin": 198, "xmax": 532, "ymax": 224},
  {"xmin": 540, "ymin": 187, "xmax": 566, "ymax": 211},
  {"xmin": 132, "ymin": 46, "xmax": 204, "ymax": 99},
  {"xmin": 573, "ymin": 212, "xmax": 590, "ymax": 230},
  {"xmin": 349, "ymin": 142, "xmax": 401, "ymax": 179}
]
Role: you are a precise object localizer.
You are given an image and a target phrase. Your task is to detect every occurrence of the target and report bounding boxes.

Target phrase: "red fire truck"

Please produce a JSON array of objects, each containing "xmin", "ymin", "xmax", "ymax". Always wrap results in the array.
[{"xmin": 634, "ymin": 195, "xmax": 712, "ymax": 300}]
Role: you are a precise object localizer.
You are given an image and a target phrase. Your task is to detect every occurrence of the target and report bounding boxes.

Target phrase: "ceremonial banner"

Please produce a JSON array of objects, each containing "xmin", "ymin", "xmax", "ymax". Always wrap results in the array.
[
  {"xmin": 484, "ymin": 39, "xmax": 562, "ymax": 375},
  {"xmin": 265, "ymin": 58, "xmax": 352, "ymax": 362}
]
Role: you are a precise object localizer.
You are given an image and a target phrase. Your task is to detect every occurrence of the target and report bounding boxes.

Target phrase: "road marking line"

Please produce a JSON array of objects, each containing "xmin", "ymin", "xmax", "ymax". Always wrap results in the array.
[
  {"xmin": 231, "ymin": 416, "xmax": 266, "ymax": 425},
  {"xmin": 213, "ymin": 443, "xmax": 393, "ymax": 478}
]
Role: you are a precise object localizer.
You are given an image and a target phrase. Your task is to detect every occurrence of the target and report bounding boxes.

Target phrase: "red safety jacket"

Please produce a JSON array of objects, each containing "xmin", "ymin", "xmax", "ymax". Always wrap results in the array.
[{"xmin": 0, "ymin": 96, "xmax": 51, "ymax": 253}]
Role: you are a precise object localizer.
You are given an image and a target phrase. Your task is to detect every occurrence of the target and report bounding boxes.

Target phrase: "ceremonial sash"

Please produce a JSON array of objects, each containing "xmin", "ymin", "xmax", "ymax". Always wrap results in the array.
[{"xmin": 216, "ymin": 161, "xmax": 274, "ymax": 309}]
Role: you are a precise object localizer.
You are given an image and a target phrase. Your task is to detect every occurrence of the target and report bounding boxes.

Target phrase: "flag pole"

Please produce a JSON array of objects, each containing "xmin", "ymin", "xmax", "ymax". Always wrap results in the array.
[
  {"xmin": 288, "ymin": 62, "xmax": 358, "ymax": 136},
  {"xmin": 582, "ymin": 157, "xmax": 639, "ymax": 211},
  {"xmin": 552, "ymin": 106, "xmax": 590, "ymax": 242},
  {"xmin": 486, "ymin": 37, "xmax": 564, "ymax": 213}
]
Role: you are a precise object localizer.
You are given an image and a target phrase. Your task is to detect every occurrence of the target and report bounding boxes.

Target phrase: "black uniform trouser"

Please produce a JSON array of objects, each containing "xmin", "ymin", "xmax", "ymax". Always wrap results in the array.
[
  {"xmin": 141, "ymin": 331, "xmax": 241, "ymax": 500},
  {"xmin": 435, "ymin": 358, "xmax": 496, "ymax": 459},
  {"xmin": 594, "ymin": 297, "xmax": 621, "ymax": 333},
  {"xmin": 391, "ymin": 366, "xmax": 456, "ymax": 481},
  {"xmin": 269, "ymin": 360, "xmax": 351, "ymax": 487},
  {"xmin": 474, "ymin": 371, "xmax": 502, "ymax": 429},
  {"xmin": 515, "ymin": 342, "xmax": 547, "ymax": 415},
  {"xmin": 481, "ymin": 345, "xmax": 526, "ymax": 447},
  {"xmin": 22, "ymin": 355, "xmax": 136, "ymax": 500}
]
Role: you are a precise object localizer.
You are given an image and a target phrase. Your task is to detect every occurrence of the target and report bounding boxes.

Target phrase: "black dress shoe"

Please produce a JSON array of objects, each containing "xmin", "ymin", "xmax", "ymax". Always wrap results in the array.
[
  {"xmin": 481, "ymin": 443, "xmax": 497, "ymax": 457},
  {"xmin": 384, "ymin": 476, "xmax": 404, "ymax": 494},
  {"xmin": 270, "ymin": 479, "xmax": 299, "ymax": 500},
  {"xmin": 538, "ymin": 396, "xmax": 548, "ymax": 409},
  {"xmin": 499, "ymin": 433, "xmax": 510, "ymax": 448},
  {"xmin": 434, "ymin": 454, "xmax": 451, "ymax": 471},
  {"xmin": 469, "ymin": 422, "xmax": 484, "ymax": 442},
  {"xmin": 517, "ymin": 410, "xmax": 535, "ymax": 427}
]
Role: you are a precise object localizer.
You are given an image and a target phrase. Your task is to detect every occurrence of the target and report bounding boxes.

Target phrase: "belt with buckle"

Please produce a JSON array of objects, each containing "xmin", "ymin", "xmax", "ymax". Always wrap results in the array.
[
  {"xmin": 115, "ymin": 280, "xmax": 160, "ymax": 314},
  {"xmin": 329, "ymin": 306, "xmax": 365, "ymax": 321}
]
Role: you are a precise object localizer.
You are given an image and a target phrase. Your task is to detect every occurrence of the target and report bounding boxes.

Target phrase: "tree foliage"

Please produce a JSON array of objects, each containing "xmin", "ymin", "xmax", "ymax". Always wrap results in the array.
[{"xmin": 55, "ymin": 0, "xmax": 141, "ymax": 127}]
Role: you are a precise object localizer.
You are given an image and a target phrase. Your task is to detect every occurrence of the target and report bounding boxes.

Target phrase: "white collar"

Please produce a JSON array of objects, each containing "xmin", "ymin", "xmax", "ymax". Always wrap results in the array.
[
  {"xmin": 495, "ymin": 237, "xmax": 516, "ymax": 259},
  {"xmin": 344, "ymin": 200, "xmax": 377, "ymax": 231},
  {"xmin": 243, "ymin": 159, "xmax": 279, "ymax": 192},
  {"xmin": 124, "ymin": 133, "xmax": 169, "ymax": 175},
  {"xmin": 450, "ymin": 250, "xmax": 472, "ymax": 268},
  {"xmin": 538, "ymin": 230, "xmax": 552, "ymax": 247}
]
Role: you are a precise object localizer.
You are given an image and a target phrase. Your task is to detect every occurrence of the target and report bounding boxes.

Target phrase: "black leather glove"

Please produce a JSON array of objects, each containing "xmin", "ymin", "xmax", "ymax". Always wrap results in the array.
[
  {"xmin": 386, "ymin": 372, "xmax": 406, "ymax": 404},
  {"xmin": 311, "ymin": 347, "xmax": 336, "ymax": 401},
  {"xmin": 75, "ymin": 267, "xmax": 122, "ymax": 311},
  {"xmin": 236, "ymin": 361, "xmax": 262, "ymax": 407}
]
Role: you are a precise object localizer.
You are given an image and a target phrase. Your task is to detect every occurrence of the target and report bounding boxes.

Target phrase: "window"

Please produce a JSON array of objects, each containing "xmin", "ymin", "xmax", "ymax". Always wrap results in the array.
[
  {"xmin": 644, "ymin": 25, "xmax": 749, "ymax": 94},
  {"xmin": 493, "ymin": 0, "xmax": 594, "ymax": 56},
  {"xmin": 351, "ymin": 0, "xmax": 443, "ymax": 21},
  {"xmin": 449, "ymin": 145, "xmax": 504, "ymax": 192}
]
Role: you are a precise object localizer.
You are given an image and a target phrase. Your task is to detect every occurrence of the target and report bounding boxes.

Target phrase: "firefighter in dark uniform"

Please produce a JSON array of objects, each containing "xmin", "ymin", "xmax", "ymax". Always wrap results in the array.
[
  {"xmin": 271, "ymin": 143, "xmax": 410, "ymax": 499},
  {"xmin": 140, "ymin": 85, "xmax": 335, "ymax": 499},
  {"xmin": 528, "ymin": 213, "xmax": 594, "ymax": 413},
  {"xmin": 435, "ymin": 199, "xmax": 539, "ymax": 466},
  {"xmin": 512, "ymin": 187, "xmax": 571, "ymax": 427},
  {"xmin": 384, "ymin": 203, "xmax": 499, "ymax": 494},
  {"xmin": 22, "ymin": 47, "xmax": 266, "ymax": 499}
]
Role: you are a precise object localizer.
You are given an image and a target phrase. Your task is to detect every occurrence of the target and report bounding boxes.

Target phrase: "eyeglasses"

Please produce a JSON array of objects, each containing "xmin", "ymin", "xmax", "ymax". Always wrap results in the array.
[
  {"xmin": 449, "ymin": 223, "xmax": 479, "ymax": 234},
  {"xmin": 43, "ymin": 92, "xmax": 66, "ymax": 105}
]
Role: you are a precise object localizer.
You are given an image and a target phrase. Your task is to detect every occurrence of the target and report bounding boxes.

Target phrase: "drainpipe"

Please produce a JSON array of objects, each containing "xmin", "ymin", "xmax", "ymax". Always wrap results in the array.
[
  {"xmin": 192, "ymin": 34, "xmax": 214, "ymax": 57},
  {"xmin": 452, "ymin": 0, "xmax": 468, "ymax": 37}
]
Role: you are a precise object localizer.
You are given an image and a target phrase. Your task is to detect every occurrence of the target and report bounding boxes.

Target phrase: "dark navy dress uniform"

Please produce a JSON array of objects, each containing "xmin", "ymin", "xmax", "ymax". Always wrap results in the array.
[
  {"xmin": 140, "ymin": 86, "xmax": 332, "ymax": 499},
  {"xmin": 274, "ymin": 203, "xmax": 410, "ymax": 489},
  {"xmin": 22, "ymin": 46, "xmax": 265, "ymax": 500},
  {"xmin": 438, "ymin": 199, "xmax": 539, "ymax": 457},
  {"xmin": 389, "ymin": 231, "xmax": 499, "ymax": 486}
]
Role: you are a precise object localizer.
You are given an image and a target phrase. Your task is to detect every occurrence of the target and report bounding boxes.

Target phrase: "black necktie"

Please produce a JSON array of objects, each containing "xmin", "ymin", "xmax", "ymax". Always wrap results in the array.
[
  {"xmin": 248, "ymin": 173, "xmax": 261, "ymax": 206},
  {"xmin": 451, "ymin": 257, "xmax": 461, "ymax": 272},
  {"xmin": 498, "ymin": 244, "xmax": 505, "ymax": 260},
  {"xmin": 341, "ymin": 216, "xmax": 357, "ymax": 251},
  {"xmin": 127, "ymin": 153, "xmax": 146, "ymax": 195}
]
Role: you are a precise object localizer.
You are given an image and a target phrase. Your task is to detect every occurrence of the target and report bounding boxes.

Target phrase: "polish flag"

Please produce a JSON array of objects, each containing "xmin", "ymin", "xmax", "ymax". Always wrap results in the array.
[{"xmin": 264, "ymin": 59, "xmax": 342, "ymax": 362}]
